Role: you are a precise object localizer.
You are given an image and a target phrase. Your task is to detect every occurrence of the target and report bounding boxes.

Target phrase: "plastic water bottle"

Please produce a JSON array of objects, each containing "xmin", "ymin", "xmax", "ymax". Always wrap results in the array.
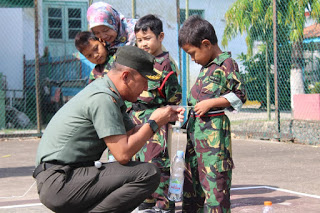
[
  {"xmin": 168, "ymin": 150, "xmax": 185, "ymax": 202},
  {"xmin": 173, "ymin": 122, "xmax": 181, "ymax": 133},
  {"xmin": 263, "ymin": 201, "xmax": 274, "ymax": 213},
  {"xmin": 108, "ymin": 153, "xmax": 116, "ymax": 162}
]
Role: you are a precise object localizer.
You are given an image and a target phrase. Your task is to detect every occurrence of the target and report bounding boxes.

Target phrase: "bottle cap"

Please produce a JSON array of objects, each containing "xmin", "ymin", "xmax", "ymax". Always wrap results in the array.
[
  {"xmin": 177, "ymin": 150, "xmax": 184, "ymax": 158},
  {"xmin": 94, "ymin": 161, "xmax": 102, "ymax": 168},
  {"xmin": 264, "ymin": 201, "xmax": 272, "ymax": 206}
]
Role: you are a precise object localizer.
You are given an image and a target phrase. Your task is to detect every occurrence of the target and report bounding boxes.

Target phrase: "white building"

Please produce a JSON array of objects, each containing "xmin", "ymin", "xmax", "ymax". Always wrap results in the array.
[{"xmin": 0, "ymin": 0, "xmax": 247, "ymax": 96}]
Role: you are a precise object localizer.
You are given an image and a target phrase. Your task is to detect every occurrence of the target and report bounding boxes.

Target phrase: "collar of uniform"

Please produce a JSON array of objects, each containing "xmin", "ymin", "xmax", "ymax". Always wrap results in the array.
[
  {"xmin": 205, "ymin": 52, "xmax": 231, "ymax": 67},
  {"xmin": 103, "ymin": 75, "xmax": 125, "ymax": 107},
  {"xmin": 155, "ymin": 51, "xmax": 169, "ymax": 64}
]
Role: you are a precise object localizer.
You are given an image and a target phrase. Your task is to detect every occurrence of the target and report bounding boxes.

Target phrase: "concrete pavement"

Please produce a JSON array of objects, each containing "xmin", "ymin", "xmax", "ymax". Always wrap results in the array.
[{"xmin": 0, "ymin": 136, "xmax": 319, "ymax": 212}]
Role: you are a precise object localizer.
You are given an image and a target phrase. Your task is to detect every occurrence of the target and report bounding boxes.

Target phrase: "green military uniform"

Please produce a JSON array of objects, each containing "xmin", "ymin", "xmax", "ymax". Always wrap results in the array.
[
  {"xmin": 128, "ymin": 52, "xmax": 182, "ymax": 211},
  {"xmin": 33, "ymin": 45, "xmax": 164, "ymax": 213},
  {"xmin": 182, "ymin": 52, "xmax": 246, "ymax": 213},
  {"xmin": 34, "ymin": 76, "xmax": 161, "ymax": 213},
  {"xmin": 36, "ymin": 76, "xmax": 135, "ymax": 165}
]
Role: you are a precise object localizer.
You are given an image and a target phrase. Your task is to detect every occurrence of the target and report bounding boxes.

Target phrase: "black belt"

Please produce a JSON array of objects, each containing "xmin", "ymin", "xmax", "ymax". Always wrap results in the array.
[
  {"xmin": 181, "ymin": 109, "xmax": 225, "ymax": 129},
  {"xmin": 32, "ymin": 161, "xmax": 94, "ymax": 179}
]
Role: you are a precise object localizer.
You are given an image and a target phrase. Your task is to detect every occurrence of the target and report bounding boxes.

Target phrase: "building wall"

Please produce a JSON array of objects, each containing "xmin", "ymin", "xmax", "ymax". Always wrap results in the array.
[
  {"xmin": 0, "ymin": 8, "xmax": 24, "ymax": 93},
  {"xmin": 0, "ymin": 4, "xmax": 45, "ymax": 95}
]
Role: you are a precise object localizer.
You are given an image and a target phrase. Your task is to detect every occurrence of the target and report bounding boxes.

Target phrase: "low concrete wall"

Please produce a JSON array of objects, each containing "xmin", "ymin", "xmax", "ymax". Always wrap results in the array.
[{"xmin": 232, "ymin": 119, "xmax": 320, "ymax": 145}]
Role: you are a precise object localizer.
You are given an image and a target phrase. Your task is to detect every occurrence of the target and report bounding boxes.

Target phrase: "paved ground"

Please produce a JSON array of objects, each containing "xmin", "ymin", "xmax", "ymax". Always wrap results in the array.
[{"xmin": 0, "ymin": 135, "xmax": 319, "ymax": 212}]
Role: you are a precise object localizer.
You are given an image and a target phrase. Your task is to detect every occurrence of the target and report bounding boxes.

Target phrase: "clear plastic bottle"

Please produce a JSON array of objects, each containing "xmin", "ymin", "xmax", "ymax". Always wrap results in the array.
[
  {"xmin": 168, "ymin": 150, "xmax": 185, "ymax": 202},
  {"xmin": 263, "ymin": 201, "xmax": 274, "ymax": 213},
  {"xmin": 108, "ymin": 151, "xmax": 116, "ymax": 162}
]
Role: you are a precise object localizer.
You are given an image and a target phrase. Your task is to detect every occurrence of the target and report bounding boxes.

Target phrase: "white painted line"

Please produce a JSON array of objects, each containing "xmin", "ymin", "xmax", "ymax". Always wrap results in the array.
[
  {"xmin": 231, "ymin": 186, "xmax": 267, "ymax": 190},
  {"xmin": 0, "ymin": 181, "xmax": 36, "ymax": 199},
  {"xmin": 263, "ymin": 186, "xmax": 320, "ymax": 199},
  {"xmin": 2, "ymin": 185, "xmax": 320, "ymax": 209},
  {"xmin": 0, "ymin": 203, "xmax": 43, "ymax": 209},
  {"xmin": 278, "ymin": 202, "xmax": 292, "ymax": 206},
  {"xmin": 231, "ymin": 185, "xmax": 320, "ymax": 199}
]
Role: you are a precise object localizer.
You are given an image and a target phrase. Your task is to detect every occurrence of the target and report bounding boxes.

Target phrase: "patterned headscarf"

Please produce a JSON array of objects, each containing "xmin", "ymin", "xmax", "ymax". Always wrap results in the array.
[{"xmin": 87, "ymin": 2, "xmax": 137, "ymax": 49}]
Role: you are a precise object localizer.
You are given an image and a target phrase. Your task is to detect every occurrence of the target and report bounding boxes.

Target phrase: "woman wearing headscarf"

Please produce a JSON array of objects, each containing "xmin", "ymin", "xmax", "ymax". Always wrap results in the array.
[{"xmin": 87, "ymin": 2, "xmax": 137, "ymax": 50}]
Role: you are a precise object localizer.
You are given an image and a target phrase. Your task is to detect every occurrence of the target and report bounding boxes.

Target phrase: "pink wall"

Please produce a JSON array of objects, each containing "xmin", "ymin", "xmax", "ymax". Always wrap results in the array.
[{"xmin": 293, "ymin": 94, "xmax": 320, "ymax": 121}]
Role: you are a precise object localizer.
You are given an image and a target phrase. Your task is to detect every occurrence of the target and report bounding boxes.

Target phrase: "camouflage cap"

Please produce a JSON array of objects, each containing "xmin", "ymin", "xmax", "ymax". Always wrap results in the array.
[{"xmin": 114, "ymin": 46, "xmax": 161, "ymax": 81}]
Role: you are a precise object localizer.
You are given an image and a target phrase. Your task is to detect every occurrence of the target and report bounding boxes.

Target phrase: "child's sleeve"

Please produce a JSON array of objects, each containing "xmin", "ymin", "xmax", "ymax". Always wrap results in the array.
[
  {"xmin": 104, "ymin": 54, "xmax": 116, "ymax": 72},
  {"xmin": 223, "ymin": 67, "xmax": 247, "ymax": 112},
  {"xmin": 88, "ymin": 69, "xmax": 96, "ymax": 84},
  {"xmin": 162, "ymin": 62, "xmax": 182, "ymax": 105}
]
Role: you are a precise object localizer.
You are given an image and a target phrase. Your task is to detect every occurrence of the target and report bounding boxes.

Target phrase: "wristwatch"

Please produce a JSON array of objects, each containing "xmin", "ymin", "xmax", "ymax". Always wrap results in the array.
[{"xmin": 147, "ymin": 120, "xmax": 159, "ymax": 133}]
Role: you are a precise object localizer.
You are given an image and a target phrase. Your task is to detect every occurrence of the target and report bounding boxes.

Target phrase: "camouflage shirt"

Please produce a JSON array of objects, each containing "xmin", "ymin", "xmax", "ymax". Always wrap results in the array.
[
  {"xmin": 188, "ymin": 52, "xmax": 246, "ymax": 110},
  {"xmin": 88, "ymin": 52, "xmax": 116, "ymax": 84},
  {"xmin": 133, "ymin": 51, "xmax": 182, "ymax": 108}
]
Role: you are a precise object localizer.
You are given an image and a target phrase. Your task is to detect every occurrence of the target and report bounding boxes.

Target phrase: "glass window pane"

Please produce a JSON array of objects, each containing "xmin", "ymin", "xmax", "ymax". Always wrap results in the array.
[
  {"xmin": 48, "ymin": 8, "xmax": 62, "ymax": 18},
  {"xmin": 49, "ymin": 19, "xmax": 62, "ymax": 28},
  {"xmin": 69, "ymin": 30, "xmax": 81, "ymax": 39},
  {"xmin": 68, "ymin": 20, "xmax": 81, "ymax": 28},
  {"xmin": 180, "ymin": 9, "xmax": 204, "ymax": 24},
  {"xmin": 68, "ymin": 8, "xmax": 81, "ymax": 18},
  {"xmin": 49, "ymin": 29, "xmax": 62, "ymax": 39},
  {"xmin": 48, "ymin": 7, "xmax": 62, "ymax": 39}
]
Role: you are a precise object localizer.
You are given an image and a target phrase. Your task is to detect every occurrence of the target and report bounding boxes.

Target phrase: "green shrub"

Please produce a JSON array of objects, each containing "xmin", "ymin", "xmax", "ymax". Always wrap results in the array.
[{"xmin": 311, "ymin": 82, "xmax": 320, "ymax": 94}]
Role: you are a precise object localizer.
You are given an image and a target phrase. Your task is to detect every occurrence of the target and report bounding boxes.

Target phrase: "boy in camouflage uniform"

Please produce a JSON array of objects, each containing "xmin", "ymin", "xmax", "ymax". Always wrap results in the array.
[
  {"xmin": 74, "ymin": 31, "xmax": 115, "ymax": 84},
  {"xmin": 178, "ymin": 16, "xmax": 247, "ymax": 213},
  {"xmin": 130, "ymin": 14, "xmax": 182, "ymax": 213}
]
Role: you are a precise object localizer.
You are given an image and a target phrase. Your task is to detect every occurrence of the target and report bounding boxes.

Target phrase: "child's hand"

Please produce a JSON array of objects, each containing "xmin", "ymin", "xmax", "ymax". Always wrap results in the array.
[
  {"xmin": 195, "ymin": 97, "xmax": 230, "ymax": 116},
  {"xmin": 194, "ymin": 100, "xmax": 212, "ymax": 117}
]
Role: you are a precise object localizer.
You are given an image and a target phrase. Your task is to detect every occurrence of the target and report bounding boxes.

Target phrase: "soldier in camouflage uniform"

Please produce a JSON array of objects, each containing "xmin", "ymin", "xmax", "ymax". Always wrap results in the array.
[
  {"xmin": 178, "ymin": 16, "xmax": 247, "ymax": 213},
  {"xmin": 129, "ymin": 15, "xmax": 182, "ymax": 213}
]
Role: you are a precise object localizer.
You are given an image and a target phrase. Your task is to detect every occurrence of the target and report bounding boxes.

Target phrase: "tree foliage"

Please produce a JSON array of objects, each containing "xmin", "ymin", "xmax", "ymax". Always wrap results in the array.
[{"xmin": 222, "ymin": 0, "xmax": 320, "ymax": 56}]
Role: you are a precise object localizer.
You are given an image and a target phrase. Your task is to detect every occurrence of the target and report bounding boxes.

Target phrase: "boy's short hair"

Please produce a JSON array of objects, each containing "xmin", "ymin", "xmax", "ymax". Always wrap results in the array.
[
  {"xmin": 134, "ymin": 14, "xmax": 163, "ymax": 37},
  {"xmin": 178, "ymin": 15, "xmax": 218, "ymax": 48},
  {"xmin": 75, "ymin": 31, "xmax": 98, "ymax": 53}
]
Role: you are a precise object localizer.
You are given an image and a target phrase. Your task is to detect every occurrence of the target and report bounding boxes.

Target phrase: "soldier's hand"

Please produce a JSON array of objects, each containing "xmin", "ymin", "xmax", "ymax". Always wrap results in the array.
[{"xmin": 150, "ymin": 106, "xmax": 185, "ymax": 126}]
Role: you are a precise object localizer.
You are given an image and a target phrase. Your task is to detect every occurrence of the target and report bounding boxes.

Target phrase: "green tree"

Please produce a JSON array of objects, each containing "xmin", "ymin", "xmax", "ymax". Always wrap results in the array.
[{"xmin": 222, "ymin": 0, "xmax": 320, "ymax": 110}]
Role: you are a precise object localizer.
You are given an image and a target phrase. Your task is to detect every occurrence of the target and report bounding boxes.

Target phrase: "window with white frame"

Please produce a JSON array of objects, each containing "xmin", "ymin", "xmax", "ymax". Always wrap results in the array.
[{"xmin": 180, "ymin": 9, "xmax": 205, "ymax": 25}]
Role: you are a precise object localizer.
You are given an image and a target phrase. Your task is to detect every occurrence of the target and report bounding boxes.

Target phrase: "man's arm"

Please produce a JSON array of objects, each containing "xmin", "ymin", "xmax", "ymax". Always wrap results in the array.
[
  {"xmin": 103, "ymin": 123, "xmax": 155, "ymax": 164},
  {"xmin": 104, "ymin": 106, "xmax": 185, "ymax": 164}
]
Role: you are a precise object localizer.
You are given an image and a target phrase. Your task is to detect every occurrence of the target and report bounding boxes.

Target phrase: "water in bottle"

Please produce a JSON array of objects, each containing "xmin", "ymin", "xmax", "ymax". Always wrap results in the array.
[
  {"xmin": 168, "ymin": 150, "xmax": 185, "ymax": 202},
  {"xmin": 108, "ymin": 154, "xmax": 116, "ymax": 162},
  {"xmin": 262, "ymin": 201, "xmax": 274, "ymax": 213}
]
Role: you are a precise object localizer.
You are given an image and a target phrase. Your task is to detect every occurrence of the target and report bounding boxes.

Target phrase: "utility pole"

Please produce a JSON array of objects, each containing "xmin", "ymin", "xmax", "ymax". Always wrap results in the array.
[
  {"xmin": 273, "ymin": 0, "xmax": 280, "ymax": 140},
  {"xmin": 34, "ymin": 0, "xmax": 42, "ymax": 136},
  {"xmin": 132, "ymin": 0, "xmax": 136, "ymax": 18}
]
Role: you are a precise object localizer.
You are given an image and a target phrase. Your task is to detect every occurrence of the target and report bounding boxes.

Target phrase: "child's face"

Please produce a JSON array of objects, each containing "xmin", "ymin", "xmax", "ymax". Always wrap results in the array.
[
  {"xmin": 92, "ymin": 25, "xmax": 117, "ymax": 44},
  {"xmin": 135, "ymin": 28, "xmax": 163, "ymax": 56},
  {"xmin": 82, "ymin": 39, "xmax": 108, "ymax": 65},
  {"xmin": 181, "ymin": 41, "xmax": 212, "ymax": 66}
]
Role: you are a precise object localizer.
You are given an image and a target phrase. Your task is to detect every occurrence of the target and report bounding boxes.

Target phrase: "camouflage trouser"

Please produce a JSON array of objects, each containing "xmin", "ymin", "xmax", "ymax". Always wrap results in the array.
[
  {"xmin": 130, "ymin": 110, "xmax": 175, "ymax": 211},
  {"xmin": 182, "ymin": 114, "xmax": 233, "ymax": 213}
]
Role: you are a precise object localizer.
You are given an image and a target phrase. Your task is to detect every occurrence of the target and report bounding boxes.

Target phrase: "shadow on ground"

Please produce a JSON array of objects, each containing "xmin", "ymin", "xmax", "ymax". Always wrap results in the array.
[{"xmin": 0, "ymin": 166, "xmax": 34, "ymax": 178}]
